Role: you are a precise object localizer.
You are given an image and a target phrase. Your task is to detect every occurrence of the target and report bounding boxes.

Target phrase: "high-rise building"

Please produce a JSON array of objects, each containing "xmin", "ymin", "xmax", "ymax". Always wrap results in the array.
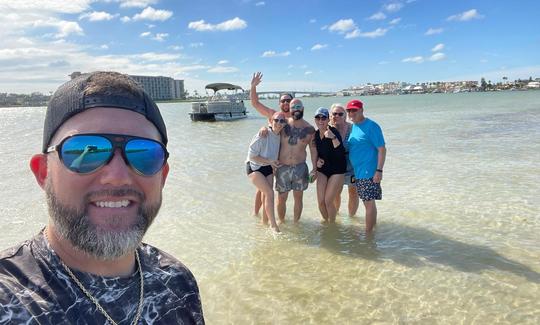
[
  {"xmin": 69, "ymin": 72, "xmax": 185, "ymax": 100},
  {"xmin": 129, "ymin": 75, "xmax": 185, "ymax": 100}
]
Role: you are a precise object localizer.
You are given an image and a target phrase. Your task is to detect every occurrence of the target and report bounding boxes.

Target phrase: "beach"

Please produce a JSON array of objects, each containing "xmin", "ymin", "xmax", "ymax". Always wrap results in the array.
[{"xmin": 1, "ymin": 91, "xmax": 539, "ymax": 324}]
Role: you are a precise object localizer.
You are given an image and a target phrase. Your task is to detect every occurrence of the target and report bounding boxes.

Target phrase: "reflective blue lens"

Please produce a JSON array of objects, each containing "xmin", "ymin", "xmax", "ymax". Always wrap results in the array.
[
  {"xmin": 61, "ymin": 135, "xmax": 112, "ymax": 173},
  {"xmin": 125, "ymin": 139, "xmax": 166, "ymax": 175}
]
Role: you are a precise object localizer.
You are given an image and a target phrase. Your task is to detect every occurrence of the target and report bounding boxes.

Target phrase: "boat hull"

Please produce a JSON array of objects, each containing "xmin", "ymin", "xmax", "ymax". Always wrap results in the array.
[
  {"xmin": 189, "ymin": 112, "xmax": 248, "ymax": 121},
  {"xmin": 190, "ymin": 100, "xmax": 247, "ymax": 122}
]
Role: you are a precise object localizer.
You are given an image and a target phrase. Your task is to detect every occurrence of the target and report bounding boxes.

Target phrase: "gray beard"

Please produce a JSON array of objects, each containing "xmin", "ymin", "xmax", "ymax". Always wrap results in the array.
[{"xmin": 45, "ymin": 181, "xmax": 161, "ymax": 260}]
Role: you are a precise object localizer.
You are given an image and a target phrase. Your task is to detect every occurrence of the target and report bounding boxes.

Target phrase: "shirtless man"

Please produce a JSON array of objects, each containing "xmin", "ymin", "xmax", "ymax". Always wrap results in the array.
[
  {"xmin": 250, "ymin": 72, "xmax": 293, "ymax": 217},
  {"xmin": 275, "ymin": 99, "xmax": 318, "ymax": 222}
]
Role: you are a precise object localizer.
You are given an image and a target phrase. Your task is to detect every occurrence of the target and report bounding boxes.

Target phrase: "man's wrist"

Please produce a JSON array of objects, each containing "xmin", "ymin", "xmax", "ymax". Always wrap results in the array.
[{"xmin": 376, "ymin": 169, "xmax": 383, "ymax": 173}]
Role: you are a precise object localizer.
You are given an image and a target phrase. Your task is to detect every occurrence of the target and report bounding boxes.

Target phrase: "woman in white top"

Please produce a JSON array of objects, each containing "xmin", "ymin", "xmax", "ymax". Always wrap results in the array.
[
  {"xmin": 330, "ymin": 103, "xmax": 359, "ymax": 217},
  {"xmin": 246, "ymin": 112, "xmax": 286, "ymax": 232}
]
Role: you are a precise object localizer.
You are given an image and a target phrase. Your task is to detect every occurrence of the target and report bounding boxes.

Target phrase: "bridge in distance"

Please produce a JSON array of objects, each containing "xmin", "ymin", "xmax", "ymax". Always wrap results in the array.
[{"xmin": 246, "ymin": 90, "xmax": 335, "ymax": 98}]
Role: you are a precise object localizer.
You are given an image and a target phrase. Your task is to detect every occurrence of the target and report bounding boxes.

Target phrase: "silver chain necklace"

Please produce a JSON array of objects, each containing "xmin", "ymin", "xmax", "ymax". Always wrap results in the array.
[{"xmin": 59, "ymin": 250, "xmax": 144, "ymax": 325}]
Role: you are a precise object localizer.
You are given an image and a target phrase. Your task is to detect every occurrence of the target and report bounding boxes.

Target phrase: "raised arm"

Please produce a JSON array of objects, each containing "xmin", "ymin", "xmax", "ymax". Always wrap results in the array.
[{"xmin": 250, "ymin": 72, "xmax": 276, "ymax": 119}]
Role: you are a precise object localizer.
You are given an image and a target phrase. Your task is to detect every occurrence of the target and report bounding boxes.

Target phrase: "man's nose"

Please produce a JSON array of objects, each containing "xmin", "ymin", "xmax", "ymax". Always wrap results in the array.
[{"xmin": 98, "ymin": 148, "xmax": 133, "ymax": 186}]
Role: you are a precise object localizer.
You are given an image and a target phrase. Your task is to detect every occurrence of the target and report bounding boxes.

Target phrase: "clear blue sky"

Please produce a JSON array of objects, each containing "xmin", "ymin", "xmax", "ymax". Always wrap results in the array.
[{"xmin": 1, "ymin": 0, "xmax": 539, "ymax": 94}]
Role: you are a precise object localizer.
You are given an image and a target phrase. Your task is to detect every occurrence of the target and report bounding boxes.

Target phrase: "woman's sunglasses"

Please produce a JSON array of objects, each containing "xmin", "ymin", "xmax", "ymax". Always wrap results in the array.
[
  {"xmin": 273, "ymin": 118, "xmax": 287, "ymax": 124},
  {"xmin": 47, "ymin": 133, "xmax": 169, "ymax": 176},
  {"xmin": 332, "ymin": 112, "xmax": 345, "ymax": 117},
  {"xmin": 315, "ymin": 115, "xmax": 328, "ymax": 121}
]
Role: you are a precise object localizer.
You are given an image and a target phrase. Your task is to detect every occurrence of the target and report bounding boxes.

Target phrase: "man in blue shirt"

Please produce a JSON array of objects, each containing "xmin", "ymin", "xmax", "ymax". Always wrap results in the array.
[{"xmin": 346, "ymin": 99, "xmax": 386, "ymax": 235}]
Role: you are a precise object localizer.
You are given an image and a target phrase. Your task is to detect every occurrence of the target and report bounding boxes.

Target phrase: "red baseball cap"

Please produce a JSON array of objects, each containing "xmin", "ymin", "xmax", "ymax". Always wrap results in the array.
[{"xmin": 346, "ymin": 99, "xmax": 363, "ymax": 110}]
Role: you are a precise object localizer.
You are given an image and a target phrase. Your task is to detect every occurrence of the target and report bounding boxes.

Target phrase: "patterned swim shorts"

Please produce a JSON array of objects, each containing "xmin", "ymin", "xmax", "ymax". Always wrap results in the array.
[
  {"xmin": 275, "ymin": 162, "xmax": 309, "ymax": 193},
  {"xmin": 355, "ymin": 178, "xmax": 382, "ymax": 201}
]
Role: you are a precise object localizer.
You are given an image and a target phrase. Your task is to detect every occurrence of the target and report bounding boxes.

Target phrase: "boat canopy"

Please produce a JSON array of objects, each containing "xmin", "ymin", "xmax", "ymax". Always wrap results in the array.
[{"xmin": 205, "ymin": 83, "xmax": 243, "ymax": 92}]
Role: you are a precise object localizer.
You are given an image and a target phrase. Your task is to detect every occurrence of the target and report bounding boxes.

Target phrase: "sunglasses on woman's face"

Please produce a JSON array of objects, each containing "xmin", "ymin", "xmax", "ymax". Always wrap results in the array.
[
  {"xmin": 315, "ymin": 115, "xmax": 328, "ymax": 121},
  {"xmin": 273, "ymin": 118, "xmax": 287, "ymax": 124},
  {"xmin": 332, "ymin": 112, "xmax": 345, "ymax": 117},
  {"xmin": 47, "ymin": 133, "xmax": 169, "ymax": 176}
]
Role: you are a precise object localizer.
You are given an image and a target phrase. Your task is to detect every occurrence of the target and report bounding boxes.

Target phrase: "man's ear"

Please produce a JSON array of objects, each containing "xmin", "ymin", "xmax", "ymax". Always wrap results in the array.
[
  {"xmin": 161, "ymin": 162, "xmax": 169, "ymax": 187},
  {"xmin": 30, "ymin": 154, "xmax": 48, "ymax": 189}
]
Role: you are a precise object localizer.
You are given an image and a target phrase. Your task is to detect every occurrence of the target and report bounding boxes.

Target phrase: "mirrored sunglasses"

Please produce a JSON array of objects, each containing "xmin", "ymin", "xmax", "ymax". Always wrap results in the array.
[
  {"xmin": 273, "ymin": 118, "xmax": 287, "ymax": 124},
  {"xmin": 332, "ymin": 112, "xmax": 345, "ymax": 116},
  {"xmin": 47, "ymin": 133, "xmax": 169, "ymax": 176},
  {"xmin": 291, "ymin": 104, "xmax": 303, "ymax": 110}
]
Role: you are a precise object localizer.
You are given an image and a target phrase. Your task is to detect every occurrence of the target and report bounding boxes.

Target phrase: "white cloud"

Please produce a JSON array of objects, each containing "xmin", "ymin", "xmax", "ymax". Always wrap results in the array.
[
  {"xmin": 345, "ymin": 29, "xmax": 361, "ymax": 39},
  {"xmin": 146, "ymin": 23, "xmax": 155, "ymax": 29},
  {"xmin": 0, "ymin": 37, "xmax": 215, "ymax": 93},
  {"xmin": 133, "ymin": 7, "xmax": 173, "ymax": 21},
  {"xmin": 168, "ymin": 45, "xmax": 183, "ymax": 51},
  {"xmin": 429, "ymin": 52, "xmax": 446, "ymax": 61},
  {"xmin": 447, "ymin": 9, "xmax": 483, "ymax": 22},
  {"xmin": 359, "ymin": 28, "xmax": 388, "ymax": 38},
  {"xmin": 296, "ymin": 46, "xmax": 302, "ymax": 51},
  {"xmin": 425, "ymin": 27, "xmax": 443, "ymax": 35},
  {"xmin": 328, "ymin": 19, "xmax": 386, "ymax": 39},
  {"xmin": 305, "ymin": 71, "xmax": 313, "ymax": 75},
  {"xmin": 100, "ymin": 44, "xmax": 109, "ymax": 49},
  {"xmin": 0, "ymin": 47, "xmax": 57, "ymax": 60},
  {"xmin": 1, "ymin": 1, "xmax": 91, "ymax": 14},
  {"xmin": 33, "ymin": 19, "xmax": 84, "ymax": 38},
  {"xmin": 188, "ymin": 17, "xmax": 247, "ymax": 32},
  {"xmin": 389, "ymin": 18, "xmax": 401, "ymax": 25},
  {"xmin": 152, "ymin": 33, "xmax": 168, "ymax": 41},
  {"xmin": 207, "ymin": 66, "xmax": 238, "ymax": 73},
  {"xmin": 311, "ymin": 44, "xmax": 327, "ymax": 51},
  {"xmin": 119, "ymin": 0, "xmax": 158, "ymax": 8},
  {"xmin": 329, "ymin": 19, "xmax": 357, "ymax": 33},
  {"xmin": 261, "ymin": 50, "xmax": 291, "ymax": 58},
  {"xmin": 368, "ymin": 12, "xmax": 386, "ymax": 20},
  {"xmin": 218, "ymin": 60, "xmax": 228, "ymax": 64},
  {"xmin": 17, "ymin": 37, "xmax": 34, "ymax": 45},
  {"xmin": 255, "ymin": 1, "xmax": 265, "ymax": 6},
  {"xmin": 309, "ymin": 19, "xmax": 316, "ymax": 23},
  {"xmin": 384, "ymin": 3, "xmax": 404, "ymax": 12},
  {"xmin": 402, "ymin": 56, "xmax": 424, "ymax": 63},
  {"xmin": 140, "ymin": 31, "xmax": 151, "ymax": 37},
  {"xmin": 120, "ymin": 16, "xmax": 131, "ymax": 23},
  {"xmin": 189, "ymin": 42, "xmax": 204, "ymax": 48},
  {"xmin": 79, "ymin": 11, "xmax": 116, "ymax": 21},
  {"xmin": 133, "ymin": 52, "xmax": 181, "ymax": 62},
  {"xmin": 431, "ymin": 43, "xmax": 444, "ymax": 52}
]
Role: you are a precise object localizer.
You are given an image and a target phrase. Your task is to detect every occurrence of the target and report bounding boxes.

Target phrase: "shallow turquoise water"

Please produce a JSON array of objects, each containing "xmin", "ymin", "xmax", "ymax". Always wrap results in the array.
[{"xmin": 1, "ymin": 91, "xmax": 539, "ymax": 324}]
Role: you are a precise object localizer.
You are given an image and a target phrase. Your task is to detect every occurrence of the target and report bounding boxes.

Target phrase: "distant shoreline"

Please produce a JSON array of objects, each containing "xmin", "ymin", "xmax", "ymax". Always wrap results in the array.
[{"xmin": 1, "ymin": 88, "xmax": 539, "ymax": 108}]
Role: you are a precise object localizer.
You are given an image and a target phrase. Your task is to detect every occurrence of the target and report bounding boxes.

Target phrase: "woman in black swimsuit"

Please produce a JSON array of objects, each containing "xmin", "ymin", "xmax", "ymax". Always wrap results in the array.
[
  {"xmin": 330, "ymin": 103, "xmax": 359, "ymax": 217},
  {"xmin": 313, "ymin": 107, "xmax": 347, "ymax": 223}
]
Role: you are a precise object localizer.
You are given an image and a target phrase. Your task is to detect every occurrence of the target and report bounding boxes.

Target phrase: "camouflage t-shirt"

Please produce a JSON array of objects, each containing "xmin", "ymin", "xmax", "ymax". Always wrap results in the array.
[{"xmin": 0, "ymin": 232, "xmax": 204, "ymax": 324}]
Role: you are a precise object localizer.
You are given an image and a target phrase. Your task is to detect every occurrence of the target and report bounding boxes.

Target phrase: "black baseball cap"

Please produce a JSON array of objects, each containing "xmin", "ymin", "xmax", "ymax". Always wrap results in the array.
[{"xmin": 42, "ymin": 71, "xmax": 168, "ymax": 153}]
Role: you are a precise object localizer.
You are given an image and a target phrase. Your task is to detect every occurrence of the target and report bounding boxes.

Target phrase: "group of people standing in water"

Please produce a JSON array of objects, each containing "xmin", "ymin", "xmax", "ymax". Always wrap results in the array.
[{"xmin": 246, "ymin": 72, "xmax": 386, "ymax": 235}]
